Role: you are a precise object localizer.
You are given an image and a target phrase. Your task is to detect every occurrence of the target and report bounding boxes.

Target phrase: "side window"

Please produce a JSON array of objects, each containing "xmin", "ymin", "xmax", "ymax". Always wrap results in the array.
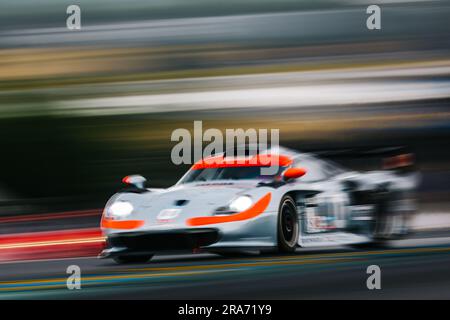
[
  {"xmin": 294, "ymin": 156, "xmax": 327, "ymax": 182},
  {"xmin": 320, "ymin": 159, "xmax": 346, "ymax": 178},
  {"xmin": 321, "ymin": 162, "xmax": 339, "ymax": 177}
]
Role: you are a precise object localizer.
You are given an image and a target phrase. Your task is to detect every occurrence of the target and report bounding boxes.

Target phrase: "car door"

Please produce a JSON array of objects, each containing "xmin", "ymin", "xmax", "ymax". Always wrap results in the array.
[{"xmin": 295, "ymin": 155, "xmax": 350, "ymax": 233}]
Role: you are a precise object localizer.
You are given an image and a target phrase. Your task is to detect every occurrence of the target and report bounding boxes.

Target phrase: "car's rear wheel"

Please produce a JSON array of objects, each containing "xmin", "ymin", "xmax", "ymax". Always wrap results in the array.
[
  {"xmin": 113, "ymin": 254, "xmax": 153, "ymax": 264},
  {"xmin": 277, "ymin": 195, "xmax": 299, "ymax": 253},
  {"xmin": 351, "ymin": 191, "xmax": 413, "ymax": 248}
]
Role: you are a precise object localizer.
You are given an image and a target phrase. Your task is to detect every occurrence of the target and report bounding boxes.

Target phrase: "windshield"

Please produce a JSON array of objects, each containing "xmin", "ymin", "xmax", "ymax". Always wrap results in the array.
[{"xmin": 179, "ymin": 166, "xmax": 285, "ymax": 184}]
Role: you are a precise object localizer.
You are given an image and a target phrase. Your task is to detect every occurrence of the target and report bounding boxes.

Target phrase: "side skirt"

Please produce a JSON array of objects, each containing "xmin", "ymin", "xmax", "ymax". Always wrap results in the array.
[{"xmin": 298, "ymin": 232, "xmax": 371, "ymax": 247}]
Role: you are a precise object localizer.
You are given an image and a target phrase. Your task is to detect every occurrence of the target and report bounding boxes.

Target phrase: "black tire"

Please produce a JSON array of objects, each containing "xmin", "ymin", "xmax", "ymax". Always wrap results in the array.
[
  {"xmin": 277, "ymin": 195, "xmax": 299, "ymax": 253},
  {"xmin": 113, "ymin": 255, "xmax": 153, "ymax": 264}
]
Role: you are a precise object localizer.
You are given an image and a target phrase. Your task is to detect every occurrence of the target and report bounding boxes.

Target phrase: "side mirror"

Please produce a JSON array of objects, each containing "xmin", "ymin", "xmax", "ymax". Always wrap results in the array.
[
  {"xmin": 122, "ymin": 175, "xmax": 147, "ymax": 189},
  {"xmin": 283, "ymin": 167, "xmax": 307, "ymax": 181}
]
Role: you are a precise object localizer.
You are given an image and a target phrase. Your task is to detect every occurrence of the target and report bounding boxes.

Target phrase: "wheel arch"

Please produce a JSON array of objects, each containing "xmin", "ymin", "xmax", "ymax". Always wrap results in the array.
[{"xmin": 279, "ymin": 190, "xmax": 321, "ymax": 208}]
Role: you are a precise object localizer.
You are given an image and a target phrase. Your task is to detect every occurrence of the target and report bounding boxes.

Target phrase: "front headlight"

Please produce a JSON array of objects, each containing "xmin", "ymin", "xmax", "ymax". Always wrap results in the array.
[
  {"xmin": 107, "ymin": 201, "xmax": 134, "ymax": 218},
  {"xmin": 229, "ymin": 195, "xmax": 253, "ymax": 212}
]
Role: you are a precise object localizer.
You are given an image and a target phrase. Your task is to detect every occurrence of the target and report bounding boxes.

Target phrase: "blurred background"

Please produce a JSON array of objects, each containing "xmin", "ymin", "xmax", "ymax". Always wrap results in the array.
[{"xmin": 0, "ymin": 0, "xmax": 449, "ymax": 230}]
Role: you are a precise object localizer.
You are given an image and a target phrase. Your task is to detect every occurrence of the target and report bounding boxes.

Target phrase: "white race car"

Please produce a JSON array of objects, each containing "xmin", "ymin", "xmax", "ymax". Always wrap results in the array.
[{"xmin": 99, "ymin": 146, "xmax": 418, "ymax": 263}]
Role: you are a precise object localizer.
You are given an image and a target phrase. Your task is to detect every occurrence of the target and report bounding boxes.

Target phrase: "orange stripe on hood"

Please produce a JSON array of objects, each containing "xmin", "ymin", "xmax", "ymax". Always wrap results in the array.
[{"xmin": 186, "ymin": 192, "xmax": 271, "ymax": 226}]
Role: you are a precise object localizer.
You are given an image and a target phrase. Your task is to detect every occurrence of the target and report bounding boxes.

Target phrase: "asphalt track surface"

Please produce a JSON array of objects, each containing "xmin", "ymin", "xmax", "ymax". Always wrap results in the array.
[{"xmin": 1, "ymin": 232, "xmax": 450, "ymax": 299}]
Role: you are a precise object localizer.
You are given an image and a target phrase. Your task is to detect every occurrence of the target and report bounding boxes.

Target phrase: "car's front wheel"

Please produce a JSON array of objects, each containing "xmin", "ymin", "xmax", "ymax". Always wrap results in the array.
[
  {"xmin": 277, "ymin": 195, "xmax": 299, "ymax": 252},
  {"xmin": 113, "ymin": 255, "xmax": 153, "ymax": 264}
]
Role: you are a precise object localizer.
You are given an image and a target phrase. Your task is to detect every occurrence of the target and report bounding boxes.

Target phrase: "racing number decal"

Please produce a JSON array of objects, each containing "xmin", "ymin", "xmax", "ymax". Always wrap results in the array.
[{"xmin": 304, "ymin": 192, "xmax": 348, "ymax": 233}]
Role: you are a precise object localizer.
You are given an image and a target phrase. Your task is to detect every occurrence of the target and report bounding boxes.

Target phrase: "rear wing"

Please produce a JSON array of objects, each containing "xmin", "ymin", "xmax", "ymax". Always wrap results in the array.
[{"xmin": 308, "ymin": 146, "xmax": 415, "ymax": 172}]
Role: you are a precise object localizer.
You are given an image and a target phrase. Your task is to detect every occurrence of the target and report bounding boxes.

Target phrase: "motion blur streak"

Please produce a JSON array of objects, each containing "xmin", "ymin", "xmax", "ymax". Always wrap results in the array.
[
  {"xmin": 1, "ymin": 0, "xmax": 450, "ymax": 299},
  {"xmin": 0, "ymin": 228, "xmax": 105, "ymax": 262},
  {"xmin": 0, "ymin": 210, "xmax": 101, "ymax": 224}
]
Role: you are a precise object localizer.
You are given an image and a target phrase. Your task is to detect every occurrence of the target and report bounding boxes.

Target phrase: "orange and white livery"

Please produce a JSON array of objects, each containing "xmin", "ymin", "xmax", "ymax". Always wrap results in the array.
[{"xmin": 100, "ymin": 146, "xmax": 418, "ymax": 263}]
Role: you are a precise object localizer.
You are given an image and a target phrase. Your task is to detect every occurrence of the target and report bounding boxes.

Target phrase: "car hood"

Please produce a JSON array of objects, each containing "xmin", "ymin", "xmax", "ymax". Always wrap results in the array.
[{"xmin": 108, "ymin": 181, "xmax": 265, "ymax": 225}]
